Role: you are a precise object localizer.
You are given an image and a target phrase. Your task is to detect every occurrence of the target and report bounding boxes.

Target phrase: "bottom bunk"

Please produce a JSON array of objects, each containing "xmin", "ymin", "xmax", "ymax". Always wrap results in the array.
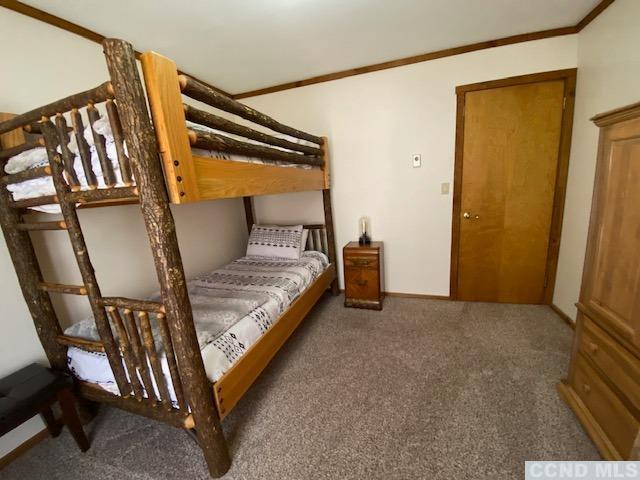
[{"xmin": 64, "ymin": 248, "xmax": 334, "ymax": 420}]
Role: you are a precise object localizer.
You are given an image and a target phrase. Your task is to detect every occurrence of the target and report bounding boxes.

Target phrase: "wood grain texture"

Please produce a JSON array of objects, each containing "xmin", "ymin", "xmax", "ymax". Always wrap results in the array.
[
  {"xmin": 193, "ymin": 156, "xmax": 325, "ymax": 200},
  {"xmin": 56, "ymin": 334, "xmax": 105, "ymax": 353},
  {"xmin": 105, "ymin": 100, "xmax": 133, "ymax": 185},
  {"xmin": 214, "ymin": 265, "xmax": 335, "ymax": 418},
  {"xmin": 0, "ymin": 113, "xmax": 67, "ymax": 370},
  {"xmin": 1, "ymin": 165, "xmax": 51, "ymax": 185},
  {"xmin": 180, "ymin": 74, "xmax": 323, "ymax": 144},
  {"xmin": 0, "ymin": 82, "xmax": 112, "ymax": 135},
  {"xmin": 322, "ymin": 188, "xmax": 339, "ymax": 295},
  {"xmin": 184, "ymin": 104, "xmax": 322, "ymax": 156},
  {"xmin": 457, "ymin": 80, "xmax": 564, "ymax": 303},
  {"xmin": 78, "ymin": 382, "xmax": 193, "ymax": 429},
  {"xmin": 579, "ymin": 106, "xmax": 640, "ymax": 347},
  {"xmin": 451, "ymin": 69, "xmax": 576, "ymax": 304},
  {"xmin": 14, "ymin": 220, "xmax": 67, "ymax": 231},
  {"xmin": 558, "ymin": 381, "xmax": 623, "ymax": 460},
  {"xmin": 188, "ymin": 129, "xmax": 323, "ymax": 166},
  {"xmin": 103, "ymin": 39, "xmax": 230, "ymax": 477},
  {"xmin": 41, "ymin": 121, "xmax": 132, "ymax": 395},
  {"xmin": 54, "ymin": 115, "xmax": 80, "ymax": 187},
  {"xmin": 121, "ymin": 309, "xmax": 157, "ymax": 403},
  {"xmin": 542, "ymin": 71, "xmax": 577, "ymax": 304},
  {"xmin": 580, "ymin": 318, "xmax": 640, "ymax": 413},
  {"xmin": 38, "ymin": 282, "xmax": 87, "ymax": 296},
  {"xmin": 561, "ymin": 100, "xmax": 640, "ymax": 462},
  {"xmin": 573, "ymin": 353, "xmax": 638, "ymax": 458},
  {"xmin": 243, "ymin": 196, "xmax": 254, "ymax": 233},
  {"xmin": 140, "ymin": 51, "xmax": 197, "ymax": 203},
  {"xmin": 343, "ymin": 242, "xmax": 384, "ymax": 310}
]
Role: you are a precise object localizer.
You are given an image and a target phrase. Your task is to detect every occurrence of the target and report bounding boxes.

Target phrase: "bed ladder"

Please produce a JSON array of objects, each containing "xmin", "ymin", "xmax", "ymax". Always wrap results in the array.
[{"xmin": 0, "ymin": 39, "xmax": 231, "ymax": 477}]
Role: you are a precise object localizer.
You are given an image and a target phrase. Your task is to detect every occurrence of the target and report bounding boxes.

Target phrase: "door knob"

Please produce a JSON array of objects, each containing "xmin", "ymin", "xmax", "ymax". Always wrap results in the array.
[{"xmin": 463, "ymin": 212, "xmax": 479, "ymax": 219}]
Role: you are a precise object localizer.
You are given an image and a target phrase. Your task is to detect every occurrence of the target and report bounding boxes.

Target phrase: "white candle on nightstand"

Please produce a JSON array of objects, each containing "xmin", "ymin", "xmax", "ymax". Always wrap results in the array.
[{"xmin": 360, "ymin": 217, "xmax": 366, "ymax": 235}]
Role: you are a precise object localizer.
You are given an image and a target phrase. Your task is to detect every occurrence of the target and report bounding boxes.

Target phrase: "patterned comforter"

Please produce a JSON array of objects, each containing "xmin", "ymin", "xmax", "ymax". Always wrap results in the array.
[{"xmin": 65, "ymin": 251, "xmax": 329, "ymax": 398}]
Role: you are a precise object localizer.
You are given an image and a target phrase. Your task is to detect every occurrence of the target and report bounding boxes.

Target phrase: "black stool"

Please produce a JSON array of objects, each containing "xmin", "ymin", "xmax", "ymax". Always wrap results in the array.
[{"xmin": 0, "ymin": 363, "xmax": 89, "ymax": 452}]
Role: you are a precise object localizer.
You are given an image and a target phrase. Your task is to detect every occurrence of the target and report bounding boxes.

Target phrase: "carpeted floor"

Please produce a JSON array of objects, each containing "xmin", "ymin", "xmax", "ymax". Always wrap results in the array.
[{"xmin": 1, "ymin": 295, "xmax": 598, "ymax": 479}]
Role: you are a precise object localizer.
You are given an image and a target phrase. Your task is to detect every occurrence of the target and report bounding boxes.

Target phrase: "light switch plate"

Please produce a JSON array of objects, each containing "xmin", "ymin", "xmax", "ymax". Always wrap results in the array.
[
  {"xmin": 412, "ymin": 154, "xmax": 421, "ymax": 168},
  {"xmin": 441, "ymin": 182, "xmax": 450, "ymax": 194}
]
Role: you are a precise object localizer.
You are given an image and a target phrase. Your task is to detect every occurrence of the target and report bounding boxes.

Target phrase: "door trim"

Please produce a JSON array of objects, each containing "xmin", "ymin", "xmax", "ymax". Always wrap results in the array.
[{"xmin": 449, "ymin": 68, "xmax": 577, "ymax": 303}]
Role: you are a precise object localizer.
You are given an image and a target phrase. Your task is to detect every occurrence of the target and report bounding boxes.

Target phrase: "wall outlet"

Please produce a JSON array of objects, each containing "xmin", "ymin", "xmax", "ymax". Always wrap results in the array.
[
  {"xmin": 412, "ymin": 154, "xmax": 421, "ymax": 168},
  {"xmin": 441, "ymin": 182, "xmax": 450, "ymax": 194}
]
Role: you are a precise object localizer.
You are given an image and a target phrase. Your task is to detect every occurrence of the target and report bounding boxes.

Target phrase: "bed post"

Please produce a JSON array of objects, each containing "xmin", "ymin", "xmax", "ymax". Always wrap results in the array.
[
  {"xmin": 243, "ymin": 196, "xmax": 255, "ymax": 233},
  {"xmin": 102, "ymin": 39, "xmax": 231, "ymax": 478},
  {"xmin": 0, "ymin": 114, "xmax": 67, "ymax": 370},
  {"xmin": 321, "ymin": 137, "xmax": 339, "ymax": 295}
]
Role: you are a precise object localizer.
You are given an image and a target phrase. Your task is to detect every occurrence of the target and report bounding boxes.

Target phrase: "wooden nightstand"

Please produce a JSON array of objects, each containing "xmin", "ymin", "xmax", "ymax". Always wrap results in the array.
[{"xmin": 343, "ymin": 241, "xmax": 384, "ymax": 310}]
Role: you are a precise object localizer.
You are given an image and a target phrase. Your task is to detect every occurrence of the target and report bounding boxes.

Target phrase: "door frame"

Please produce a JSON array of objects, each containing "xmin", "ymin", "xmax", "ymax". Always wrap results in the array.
[{"xmin": 449, "ymin": 68, "xmax": 577, "ymax": 303}]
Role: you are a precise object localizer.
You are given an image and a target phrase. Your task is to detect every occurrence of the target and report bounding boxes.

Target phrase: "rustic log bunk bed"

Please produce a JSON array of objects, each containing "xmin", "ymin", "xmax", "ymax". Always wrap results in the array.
[{"xmin": 0, "ymin": 39, "xmax": 338, "ymax": 477}]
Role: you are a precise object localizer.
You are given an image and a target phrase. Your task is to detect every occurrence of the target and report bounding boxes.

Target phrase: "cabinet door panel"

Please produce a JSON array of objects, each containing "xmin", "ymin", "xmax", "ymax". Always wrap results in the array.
[{"xmin": 583, "ymin": 122, "xmax": 640, "ymax": 347}]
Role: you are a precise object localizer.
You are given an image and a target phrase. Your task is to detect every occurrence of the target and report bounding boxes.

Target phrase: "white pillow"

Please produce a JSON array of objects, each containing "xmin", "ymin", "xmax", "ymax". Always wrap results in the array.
[{"xmin": 246, "ymin": 224, "xmax": 304, "ymax": 260}]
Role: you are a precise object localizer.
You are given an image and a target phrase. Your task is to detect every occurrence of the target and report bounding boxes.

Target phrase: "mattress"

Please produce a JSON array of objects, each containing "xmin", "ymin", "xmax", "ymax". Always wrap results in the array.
[
  {"xmin": 65, "ymin": 251, "xmax": 329, "ymax": 401},
  {"xmin": 5, "ymin": 116, "xmax": 318, "ymax": 213}
]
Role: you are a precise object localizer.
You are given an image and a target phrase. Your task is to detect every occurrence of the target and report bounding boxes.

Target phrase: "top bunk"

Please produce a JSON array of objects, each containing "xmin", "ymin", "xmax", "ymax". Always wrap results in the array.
[{"xmin": 0, "ymin": 39, "xmax": 329, "ymax": 211}]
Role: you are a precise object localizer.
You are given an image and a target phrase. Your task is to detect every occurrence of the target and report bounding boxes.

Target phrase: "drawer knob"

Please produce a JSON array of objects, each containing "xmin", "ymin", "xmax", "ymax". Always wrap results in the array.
[
  {"xmin": 588, "ymin": 342, "xmax": 599, "ymax": 354},
  {"xmin": 582, "ymin": 383, "xmax": 591, "ymax": 394},
  {"xmin": 355, "ymin": 279, "xmax": 368, "ymax": 287}
]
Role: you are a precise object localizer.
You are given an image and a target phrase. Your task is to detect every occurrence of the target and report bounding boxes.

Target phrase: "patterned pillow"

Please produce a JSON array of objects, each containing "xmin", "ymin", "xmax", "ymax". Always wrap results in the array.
[{"xmin": 247, "ymin": 224, "xmax": 304, "ymax": 260}]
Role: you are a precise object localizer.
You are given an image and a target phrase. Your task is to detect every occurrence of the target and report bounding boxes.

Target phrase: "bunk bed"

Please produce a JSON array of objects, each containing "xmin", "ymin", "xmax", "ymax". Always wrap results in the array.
[{"xmin": 0, "ymin": 39, "xmax": 338, "ymax": 478}]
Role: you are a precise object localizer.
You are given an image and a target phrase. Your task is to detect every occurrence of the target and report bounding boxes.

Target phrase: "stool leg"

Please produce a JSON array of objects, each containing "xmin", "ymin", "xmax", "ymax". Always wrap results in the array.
[
  {"xmin": 40, "ymin": 405, "xmax": 62, "ymax": 437},
  {"xmin": 56, "ymin": 388, "xmax": 90, "ymax": 452}
]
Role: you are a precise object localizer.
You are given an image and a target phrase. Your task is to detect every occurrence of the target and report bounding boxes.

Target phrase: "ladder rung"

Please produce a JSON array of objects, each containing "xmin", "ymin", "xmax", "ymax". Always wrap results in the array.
[
  {"xmin": 1, "ymin": 166, "xmax": 51, "ymax": 185},
  {"xmin": 38, "ymin": 282, "xmax": 87, "ymax": 295},
  {"xmin": 66, "ymin": 186, "xmax": 139, "ymax": 205},
  {"xmin": 56, "ymin": 334, "xmax": 105, "ymax": 353},
  {"xmin": 9, "ymin": 194, "xmax": 59, "ymax": 209},
  {"xmin": 15, "ymin": 220, "xmax": 67, "ymax": 231}
]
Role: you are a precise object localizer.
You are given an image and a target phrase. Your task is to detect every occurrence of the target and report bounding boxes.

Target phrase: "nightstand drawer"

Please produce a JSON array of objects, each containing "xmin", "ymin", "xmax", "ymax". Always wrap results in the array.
[
  {"xmin": 580, "ymin": 317, "xmax": 640, "ymax": 411},
  {"xmin": 345, "ymin": 268, "xmax": 379, "ymax": 300},
  {"xmin": 573, "ymin": 353, "xmax": 639, "ymax": 458},
  {"xmin": 343, "ymin": 241, "xmax": 384, "ymax": 310},
  {"xmin": 344, "ymin": 255, "xmax": 378, "ymax": 269}
]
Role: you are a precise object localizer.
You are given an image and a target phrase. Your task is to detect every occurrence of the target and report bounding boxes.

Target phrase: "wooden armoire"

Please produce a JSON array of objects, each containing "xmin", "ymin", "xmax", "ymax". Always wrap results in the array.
[{"xmin": 559, "ymin": 101, "xmax": 640, "ymax": 460}]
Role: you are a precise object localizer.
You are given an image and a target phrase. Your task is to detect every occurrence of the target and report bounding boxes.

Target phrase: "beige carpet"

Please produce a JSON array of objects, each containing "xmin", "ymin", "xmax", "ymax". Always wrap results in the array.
[{"xmin": 1, "ymin": 295, "xmax": 598, "ymax": 479}]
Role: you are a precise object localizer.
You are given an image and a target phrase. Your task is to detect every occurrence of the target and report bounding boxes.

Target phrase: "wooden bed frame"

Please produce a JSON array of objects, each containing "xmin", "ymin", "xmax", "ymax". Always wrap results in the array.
[{"xmin": 0, "ymin": 39, "xmax": 338, "ymax": 478}]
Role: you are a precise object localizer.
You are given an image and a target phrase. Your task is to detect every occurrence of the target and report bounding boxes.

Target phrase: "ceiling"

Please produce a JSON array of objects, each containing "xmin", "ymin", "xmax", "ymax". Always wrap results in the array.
[{"xmin": 22, "ymin": 0, "xmax": 599, "ymax": 95}]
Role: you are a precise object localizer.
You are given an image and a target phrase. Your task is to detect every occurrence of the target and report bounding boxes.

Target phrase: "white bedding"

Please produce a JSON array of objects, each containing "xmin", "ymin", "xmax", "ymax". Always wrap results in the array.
[
  {"xmin": 5, "ymin": 116, "xmax": 320, "ymax": 213},
  {"xmin": 6, "ymin": 116, "xmax": 128, "ymax": 213},
  {"xmin": 65, "ymin": 251, "xmax": 329, "ymax": 401}
]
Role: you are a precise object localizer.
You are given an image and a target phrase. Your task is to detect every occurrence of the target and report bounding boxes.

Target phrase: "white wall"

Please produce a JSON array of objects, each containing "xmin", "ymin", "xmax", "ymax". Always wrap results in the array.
[
  {"xmin": 245, "ymin": 36, "xmax": 579, "ymax": 295},
  {"xmin": 553, "ymin": 0, "xmax": 640, "ymax": 320},
  {"xmin": 0, "ymin": 10, "xmax": 247, "ymax": 457}
]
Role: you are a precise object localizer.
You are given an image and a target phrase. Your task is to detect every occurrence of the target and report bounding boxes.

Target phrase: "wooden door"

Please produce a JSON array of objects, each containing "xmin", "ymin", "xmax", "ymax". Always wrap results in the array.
[
  {"xmin": 579, "ymin": 105, "xmax": 640, "ymax": 348},
  {"xmin": 454, "ymin": 78, "xmax": 567, "ymax": 304}
]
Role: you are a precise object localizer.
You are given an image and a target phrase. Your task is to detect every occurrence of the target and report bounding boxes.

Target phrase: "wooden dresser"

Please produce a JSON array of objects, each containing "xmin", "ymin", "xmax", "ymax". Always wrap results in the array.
[
  {"xmin": 343, "ymin": 241, "xmax": 384, "ymax": 310},
  {"xmin": 558, "ymin": 101, "xmax": 640, "ymax": 460}
]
